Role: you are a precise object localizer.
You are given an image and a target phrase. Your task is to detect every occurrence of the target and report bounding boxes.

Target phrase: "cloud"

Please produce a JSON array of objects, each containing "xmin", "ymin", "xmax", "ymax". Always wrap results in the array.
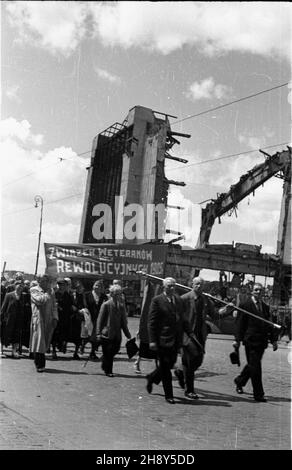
[
  {"xmin": 5, "ymin": 2, "xmax": 291, "ymax": 60},
  {"xmin": 165, "ymin": 188, "xmax": 201, "ymax": 247},
  {"xmin": 5, "ymin": 85, "xmax": 21, "ymax": 103},
  {"xmin": 1, "ymin": 117, "xmax": 89, "ymax": 273},
  {"xmin": 238, "ymin": 128, "xmax": 275, "ymax": 150},
  {"xmin": 94, "ymin": 66, "xmax": 122, "ymax": 85},
  {"xmin": 0, "ymin": 117, "xmax": 88, "ymax": 215},
  {"xmin": 32, "ymin": 221, "xmax": 81, "ymax": 244},
  {"xmin": 186, "ymin": 77, "xmax": 232, "ymax": 101},
  {"xmin": 5, "ymin": 1, "xmax": 88, "ymax": 57},
  {"xmin": 89, "ymin": 2, "xmax": 291, "ymax": 60},
  {"xmin": 0, "ymin": 117, "xmax": 44, "ymax": 146}
]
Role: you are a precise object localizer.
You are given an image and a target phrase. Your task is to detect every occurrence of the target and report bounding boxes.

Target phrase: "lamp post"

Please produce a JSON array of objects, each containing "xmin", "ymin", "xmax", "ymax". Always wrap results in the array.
[{"xmin": 34, "ymin": 195, "xmax": 43, "ymax": 278}]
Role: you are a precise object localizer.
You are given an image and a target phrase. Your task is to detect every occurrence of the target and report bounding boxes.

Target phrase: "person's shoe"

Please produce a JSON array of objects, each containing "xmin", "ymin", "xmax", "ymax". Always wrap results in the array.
[
  {"xmin": 146, "ymin": 375, "xmax": 153, "ymax": 394},
  {"xmin": 106, "ymin": 373, "xmax": 114, "ymax": 377},
  {"xmin": 37, "ymin": 367, "xmax": 45, "ymax": 373},
  {"xmin": 254, "ymin": 396, "xmax": 267, "ymax": 402},
  {"xmin": 73, "ymin": 353, "xmax": 80, "ymax": 360},
  {"xmin": 234, "ymin": 378, "xmax": 243, "ymax": 394},
  {"xmin": 134, "ymin": 362, "xmax": 142, "ymax": 374},
  {"xmin": 174, "ymin": 368, "xmax": 185, "ymax": 389},
  {"xmin": 185, "ymin": 391, "xmax": 199, "ymax": 400},
  {"xmin": 11, "ymin": 352, "xmax": 20, "ymax": 359},
  {"xmin": 89, "ymin": 352, "xmax": 98, "ymax": 361},
  {"xmin": 165, "ymin": 398, "xmax": 175, "ymax": 404}
]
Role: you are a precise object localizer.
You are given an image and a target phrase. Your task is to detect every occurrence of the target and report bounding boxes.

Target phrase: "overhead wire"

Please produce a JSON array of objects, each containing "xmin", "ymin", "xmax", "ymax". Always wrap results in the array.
[
  {"xmin": 171, "ymin": 82, "xmax": 289, "ymax": 125},
  {"xmin": 2, "ymin": 81, "xmax": 289, "ymax": 220},
  {"xmin": 2, "ymin": 152, "xmax": 90, "ymax": 188},
  {"xmin": 3, "ymin": 82, "xmax": 289, "ymax": 188},
  {"xmin": 164, "ymin": 141, "xmax": 290, "ymax": 173},
  {"xmin": 2, "ymin": 192, "xmax": 84, "ymax": 216},
  {"xmin": 2, "ymin": 139, "xmax": 288, "ymax": 217}
]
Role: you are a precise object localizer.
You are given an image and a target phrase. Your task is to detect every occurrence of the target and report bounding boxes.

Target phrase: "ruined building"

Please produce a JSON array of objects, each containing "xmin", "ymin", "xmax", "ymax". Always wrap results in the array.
[{"xmin": 79, "ymin": 105, "xmax": 187, "ymax": 244}]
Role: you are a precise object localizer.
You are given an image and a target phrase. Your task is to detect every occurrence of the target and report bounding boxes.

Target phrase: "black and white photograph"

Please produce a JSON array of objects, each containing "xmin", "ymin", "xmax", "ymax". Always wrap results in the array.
[{"xmin": 0, "ymin": 1, "xmax": 291, "ymax": 454}]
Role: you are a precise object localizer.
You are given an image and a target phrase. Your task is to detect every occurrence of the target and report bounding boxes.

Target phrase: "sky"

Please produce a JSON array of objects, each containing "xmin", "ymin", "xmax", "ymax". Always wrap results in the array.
[{"xmin": 1, "ymin": 1, "xmax": 291, "ymax": 283}]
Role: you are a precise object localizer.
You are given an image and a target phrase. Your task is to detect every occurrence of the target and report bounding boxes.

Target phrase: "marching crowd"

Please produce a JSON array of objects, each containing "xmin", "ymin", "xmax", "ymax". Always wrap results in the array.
[
  {"xmin": 0, "ymin": 272, "xmax": 283, "ymax": 404},
  {"xmin": 1, "ymin": 274, "xmax": 130, "ymax": 375}
]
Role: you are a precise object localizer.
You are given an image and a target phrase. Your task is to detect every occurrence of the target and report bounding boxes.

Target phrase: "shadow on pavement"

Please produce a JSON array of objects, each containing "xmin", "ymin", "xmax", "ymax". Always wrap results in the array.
[
  {"xmin": 195, "ymin": 388, "xmax": 291, "ymax": 404},
  {"xmin": 264, "ymin": 395, "xmax": 291, "ymax": 403},
  {"xmin": 85, "ymin": 372, "xmax": 147, "ymax": 379},
  {"xmin": 150, "ymin": 392, "xmax": 231, "ymax": 407},
  {"xmin": 44, "ymin": 368, "xmax": 88, "ymax": 375},
  {"xmin": 195, "ymin": 370, "xmax": 227, "ymax": 379}
]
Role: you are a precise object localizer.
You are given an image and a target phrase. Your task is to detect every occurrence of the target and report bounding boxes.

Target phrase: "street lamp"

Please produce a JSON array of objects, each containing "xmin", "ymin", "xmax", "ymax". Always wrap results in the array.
[{"xmin": 34, "ymin": 195, "xmax": 43, "ymax": 278}]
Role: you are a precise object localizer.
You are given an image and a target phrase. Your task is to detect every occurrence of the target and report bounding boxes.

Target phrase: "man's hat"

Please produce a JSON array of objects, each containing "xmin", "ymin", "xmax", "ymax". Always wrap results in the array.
[
  {"xmin": 56, "ymin": 277, "xmax": 65, "ymax": 284},
  {"xmin": 229, "ymin": 350, "xmax": 240, "ymax": 366}
]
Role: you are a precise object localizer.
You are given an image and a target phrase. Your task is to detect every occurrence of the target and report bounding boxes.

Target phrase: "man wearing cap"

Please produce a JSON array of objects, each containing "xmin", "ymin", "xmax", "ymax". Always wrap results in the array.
[{"xmin": 84, "ymin": 279, "xmax": 107, "ymax": 360}]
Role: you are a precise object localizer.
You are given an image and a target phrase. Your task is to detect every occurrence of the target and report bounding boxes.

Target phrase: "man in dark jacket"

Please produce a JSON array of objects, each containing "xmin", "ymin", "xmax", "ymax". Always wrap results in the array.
[
  {"xmin": 146, "ymin": 277, "xmax": 193, "ymax": 404},
  {"xmin": 20, "ymin": 280, "xmax": 33, "ymax": 353},
  {"xmin": 176, "ymin": 276, "xmax": 215, "ymax": 400},
  {"xmin": 233, "ymin": 282, "xmax": 278, "ymax": 402},
  {"xmin": 1, "ymin": 281, "xmax": 24, "ymax": 358}
]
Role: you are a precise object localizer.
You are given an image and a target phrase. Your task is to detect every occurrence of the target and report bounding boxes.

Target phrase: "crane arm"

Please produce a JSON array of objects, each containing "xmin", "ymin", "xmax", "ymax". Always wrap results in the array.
[{"xmin": 197, "ymin": 149, "xmax": 291, "ymax": 248}]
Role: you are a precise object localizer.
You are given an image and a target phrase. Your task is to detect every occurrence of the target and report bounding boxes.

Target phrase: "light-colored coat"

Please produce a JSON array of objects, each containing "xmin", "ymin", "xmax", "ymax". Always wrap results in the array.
[{"xmin": 29, "ymin": 286, "xmax": 58, "ymax": 353}]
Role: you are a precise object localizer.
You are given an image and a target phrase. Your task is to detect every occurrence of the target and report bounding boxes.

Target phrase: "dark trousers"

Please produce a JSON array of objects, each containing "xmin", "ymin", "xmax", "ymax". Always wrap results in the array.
[
  {"xmin": 181, "ymin": 348, "xmax": 204, "ymax": 393},
  {"xmin": 235, "ymin": 344, "xmax": 265, "ymax": 398},
  {"xmin": 148, "ymin": 347, "xmax": 177, "ymax": 399},
  {"xmin": 34, "ymin": 352, "xmax": 46, "ymax": 370},
  {"xmin": 101, "ymin": 339, "xmax": 120, "ymax": 374}
]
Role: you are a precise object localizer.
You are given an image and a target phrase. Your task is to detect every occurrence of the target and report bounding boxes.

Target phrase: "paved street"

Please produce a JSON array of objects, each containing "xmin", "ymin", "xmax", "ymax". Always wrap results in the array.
[{"xmin": 0, "ymin": 317, "xmax": 291, "ymax": 450}]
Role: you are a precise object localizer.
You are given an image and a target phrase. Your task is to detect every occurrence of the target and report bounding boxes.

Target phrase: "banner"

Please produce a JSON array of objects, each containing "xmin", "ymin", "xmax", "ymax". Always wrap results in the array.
[{"xmin": 44, "ymin": 243, "xmax": 168, "ymax": 280}]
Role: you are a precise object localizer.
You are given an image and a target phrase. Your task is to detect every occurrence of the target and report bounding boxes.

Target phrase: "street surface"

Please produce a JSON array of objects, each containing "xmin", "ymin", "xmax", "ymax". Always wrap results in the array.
[{"xmin": 0, "ymin": 317, "xmax": 291, "ymax": 450}]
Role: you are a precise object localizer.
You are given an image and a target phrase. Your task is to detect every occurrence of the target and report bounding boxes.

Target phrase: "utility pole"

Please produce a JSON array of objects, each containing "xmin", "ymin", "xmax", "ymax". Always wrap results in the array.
[{"xmin": 34, "ymin": 195, "xmax": 43, "ymax": 278}]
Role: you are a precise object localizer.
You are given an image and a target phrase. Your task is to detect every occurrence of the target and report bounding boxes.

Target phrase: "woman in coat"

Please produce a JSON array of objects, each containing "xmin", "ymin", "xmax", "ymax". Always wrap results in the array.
[
  {"xmin": 0, "ymin": 281, "xmax": 24, "ymax": 358},
  {"xmin": 96, "ymin": 284, "xmax": 131, "ymax": 377},
  {"xmin": 29, "ymin": 276, "xmax": 58, "ymax": 372}
]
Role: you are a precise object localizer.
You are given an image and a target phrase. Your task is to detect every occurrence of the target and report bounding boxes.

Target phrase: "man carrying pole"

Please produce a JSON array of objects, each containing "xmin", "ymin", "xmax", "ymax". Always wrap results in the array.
[
  {"xmin": 135, "ymin": 271, "xmax": 281, "ymax": 403},
  {"xmin": 146, "ymin": 277, "xmax": 195, "ymax": 404},
  {"xmin": 175, "ymin": 276, "xmax": 216, "ymax": 400}
]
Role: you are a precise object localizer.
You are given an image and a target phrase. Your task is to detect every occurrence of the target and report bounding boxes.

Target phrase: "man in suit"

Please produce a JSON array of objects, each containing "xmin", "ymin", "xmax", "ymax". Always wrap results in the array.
[
  {"xmin": 52, "ymin": 278, "xmax": 73, "ymax": 359},
  {"xmin": 146, "ymin": 277, "xmax": 194, "ymax": 404},
  {"xmin": 84, "ymin": 279, "xmax": 107, "ymax": 360},
  {"xmin": 233, "ymin": 282, "xmax": 278, "ymax": 402},
  {"xmin": 175, "ymin": 276, "xmax": 216, "ymax": 400}
]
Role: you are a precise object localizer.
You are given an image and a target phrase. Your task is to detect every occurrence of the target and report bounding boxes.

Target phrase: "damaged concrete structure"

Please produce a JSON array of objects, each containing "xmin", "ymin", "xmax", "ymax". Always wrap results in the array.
[{"xmin": 79, "ymin": 106, "xmax": 187, "ymax": 244}]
